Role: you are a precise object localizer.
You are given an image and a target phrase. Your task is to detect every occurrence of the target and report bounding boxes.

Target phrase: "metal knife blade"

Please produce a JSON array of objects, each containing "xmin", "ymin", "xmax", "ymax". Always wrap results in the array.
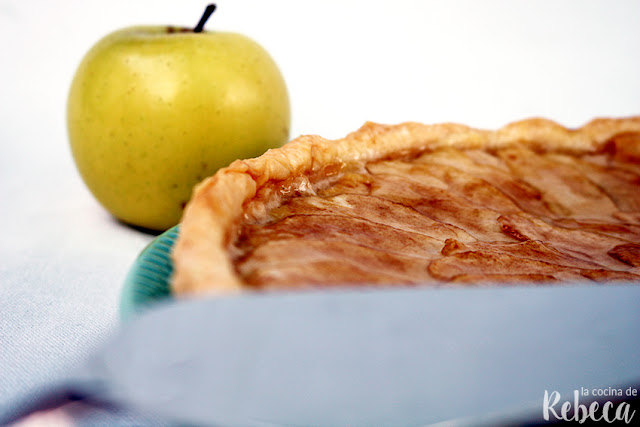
[{"xmin": 2, "ymin": 284, "xmax": 639, "ymax": 426}]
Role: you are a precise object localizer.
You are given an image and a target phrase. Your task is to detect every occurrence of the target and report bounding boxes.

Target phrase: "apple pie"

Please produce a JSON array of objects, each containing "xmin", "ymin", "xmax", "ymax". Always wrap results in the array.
[{"xmin": 171, "ymin": 117, "xmax": 640, "ymax": 295}]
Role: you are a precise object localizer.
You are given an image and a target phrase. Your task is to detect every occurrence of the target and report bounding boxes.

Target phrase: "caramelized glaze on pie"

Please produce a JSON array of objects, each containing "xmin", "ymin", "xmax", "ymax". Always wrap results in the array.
[{"xmin": 172, "ymin": 117, "xmax": 640, "ymax": 295}]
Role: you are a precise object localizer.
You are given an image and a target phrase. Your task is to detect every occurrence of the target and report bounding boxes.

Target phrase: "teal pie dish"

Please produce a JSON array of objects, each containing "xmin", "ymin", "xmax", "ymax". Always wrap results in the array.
[{"xmin": 119, "ymin": 225, "xmax": 179, "ymax": 320}]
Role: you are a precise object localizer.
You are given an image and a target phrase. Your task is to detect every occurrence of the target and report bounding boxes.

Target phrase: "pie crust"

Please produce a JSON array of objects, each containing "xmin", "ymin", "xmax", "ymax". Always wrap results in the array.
[{"xmin": 171, "ymin": 117, "xmax": 640, "ymax": 296}]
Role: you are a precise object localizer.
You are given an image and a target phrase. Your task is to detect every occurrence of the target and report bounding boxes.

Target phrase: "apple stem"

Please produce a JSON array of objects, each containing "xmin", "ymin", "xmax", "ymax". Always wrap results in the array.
[{"xmin": 194, "ymin": 4, "xmax": 216, "ymax": 33}]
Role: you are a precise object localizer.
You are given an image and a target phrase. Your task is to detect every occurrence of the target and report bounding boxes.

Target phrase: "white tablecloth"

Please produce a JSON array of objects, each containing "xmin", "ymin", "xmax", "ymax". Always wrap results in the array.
[{"xmin": 2, "ymin": 0, "xmax": 639, "ymax": 423}]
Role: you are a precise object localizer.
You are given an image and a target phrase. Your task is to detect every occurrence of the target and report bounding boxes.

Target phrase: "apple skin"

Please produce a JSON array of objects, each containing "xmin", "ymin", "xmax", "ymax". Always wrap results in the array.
[{"xmin": 67, "ymin": 26, "xmax": 290, "ymax": 231}]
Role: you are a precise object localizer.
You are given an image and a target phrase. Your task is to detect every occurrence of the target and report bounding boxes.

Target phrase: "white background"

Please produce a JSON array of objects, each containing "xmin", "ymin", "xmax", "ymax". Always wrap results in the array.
[{"xmin": 1, "ymin": 0, "xmax": 639, "ymax": 413}]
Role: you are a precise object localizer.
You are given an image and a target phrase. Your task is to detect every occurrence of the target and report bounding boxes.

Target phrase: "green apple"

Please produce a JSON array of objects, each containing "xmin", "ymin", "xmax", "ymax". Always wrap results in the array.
[{"xmin": 67, "ymin": 4, "xmax": 290, "ymax": 231}]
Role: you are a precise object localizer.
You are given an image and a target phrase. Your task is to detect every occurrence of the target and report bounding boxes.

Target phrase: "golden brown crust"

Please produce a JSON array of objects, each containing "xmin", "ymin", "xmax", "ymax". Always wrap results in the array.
[{"xmin": 171, "ymin": 117, "xmax": 640, "ymax": 296}]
